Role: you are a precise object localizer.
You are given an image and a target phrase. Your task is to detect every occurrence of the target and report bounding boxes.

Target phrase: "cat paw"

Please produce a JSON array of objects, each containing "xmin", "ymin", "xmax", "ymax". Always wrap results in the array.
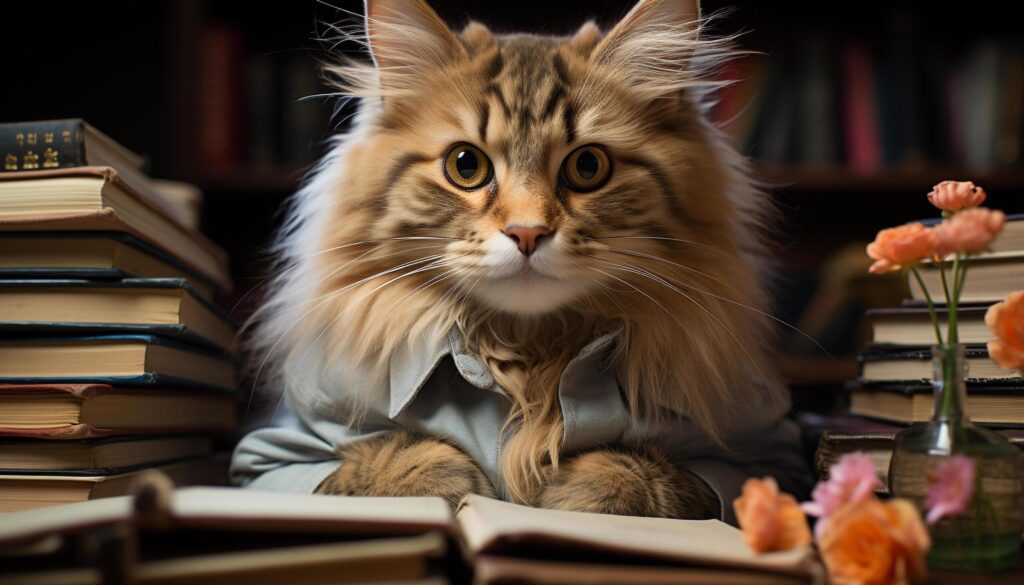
[
  {"xmin": 538, "ymin": 446, "xmax": 720, "ymax": 519},
  {"xmin": 316, "ymin": 431, "xmax": 495, "ymax": 507}
]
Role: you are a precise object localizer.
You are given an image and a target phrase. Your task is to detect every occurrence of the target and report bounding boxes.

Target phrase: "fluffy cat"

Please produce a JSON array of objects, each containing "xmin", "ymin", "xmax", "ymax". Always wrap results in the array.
[{"xmin": 237, "ymin": 0, "xmax": 797, "ymax": 519}]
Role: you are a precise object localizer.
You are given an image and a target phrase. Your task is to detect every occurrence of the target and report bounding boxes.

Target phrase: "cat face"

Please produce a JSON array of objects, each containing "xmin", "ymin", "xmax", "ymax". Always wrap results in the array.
[{"xmin": 324, "ymin": 0, "xmax": 743, "ymax": 316}]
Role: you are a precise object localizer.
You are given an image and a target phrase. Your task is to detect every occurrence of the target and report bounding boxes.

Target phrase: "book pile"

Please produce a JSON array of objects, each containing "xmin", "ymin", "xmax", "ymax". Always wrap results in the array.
[
  {"xmin": 0, "ymin": 485, "xmax": 821, "ymax": 585},
  {"xmin": 0, "ymin": 119, "xmax": 237, "ymax": 512},
  {"xmin": 818, "ymin": 216, "xmax": 1024, "ymax": 487}
]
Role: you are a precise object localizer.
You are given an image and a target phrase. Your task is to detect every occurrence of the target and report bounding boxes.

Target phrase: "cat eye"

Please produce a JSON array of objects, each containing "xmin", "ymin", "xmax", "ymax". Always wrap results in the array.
[
  {"xmin": 443, "ymin": 143, "xmax": 493, "ymax": 190},
  {"xmin": 561, "ymin": 145, "xmax": 612, "ymax": 192}
]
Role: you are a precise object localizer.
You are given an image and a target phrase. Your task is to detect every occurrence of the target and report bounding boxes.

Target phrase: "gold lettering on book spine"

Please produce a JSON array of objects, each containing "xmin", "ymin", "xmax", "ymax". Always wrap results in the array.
[
  {"xmin": 27, "ymin": 133, "xmax": 37, "ymax": 145},
  {"xmin": 43, "ymin": 148, "xmax": 59, "ymax": 168},
  {"xmin": 44, "ymin": 132, "xmax": 54, "ymax": 144},
  {"xmin": 22, "ymin": 151, "xmax": 39, "ymax": 170},
  {"xmin": 15, "ymin": 133, "xmax": 24, "ymax": 147},
  {"xmin": 4, "ymin": 154, "xmax": 16, "ymax": 171},
  {"xmin": 62, "ymin": 130, "xmax": 72, "ymax": 144}
]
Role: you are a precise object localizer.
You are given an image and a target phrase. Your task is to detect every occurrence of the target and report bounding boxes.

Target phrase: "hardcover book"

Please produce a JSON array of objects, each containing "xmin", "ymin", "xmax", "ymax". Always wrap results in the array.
[
  {"xmin": 850, "ymin": 383, "xmax": 1024, "ymax": 426},
  {"xmin": 0, "ymin": 233, "xmax": 220, "ymax": 300},
  {"xmin": 0, "ymin": 166, "xmax": 231, "ymax": 292},
  {"xmin": 859, "ymin": 344, "xmax": 1022, "ymax": 384},
  {"xmin": 0, "ymin": 278, "xmax": 234, "ymax": 350},
  {"xmin": 0, "ymin": 436, "xmax": 212, "ymax": 473},
  {"xmin": 0, "ymin": 335, "xmax": 236, "ymax": 391},
  {"xmin": 0, "ymin": 383, "xmax": 237, "ymax": 439}
]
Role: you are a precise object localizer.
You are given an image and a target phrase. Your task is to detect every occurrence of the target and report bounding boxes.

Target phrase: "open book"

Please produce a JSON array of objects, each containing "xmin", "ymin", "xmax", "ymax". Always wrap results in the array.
[{"xmin": 0, "ymin": 488, "xmax": 821, "ymax": 585}]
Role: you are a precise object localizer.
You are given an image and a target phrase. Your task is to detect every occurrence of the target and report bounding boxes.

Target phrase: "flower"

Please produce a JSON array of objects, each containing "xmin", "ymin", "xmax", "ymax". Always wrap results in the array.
[
  {"xmin": 866, "ymin": 224, "xmax": 937, "ymax": 274},
  {"xmin": 927, "ymin": 180, "xmax": 986, "ymax": 212},
  {"xmin": 924, "ymin": 455, "xmax": 976, "ymax": 524},
  {"xmin": 802, "ymin": 453, "xmax": 883, "ymax": 537},
  {"xmin": 733, "ymin": 477, "xmax": 812, "ymax": 553},
  {"xmin": 819, "ymin": 499, "xmax": 930, "ymax": 585},
  {"xmin": 933, "ymin": 207, "xmax": 1006, "ymax": 257},
  {"xmin": 986, "ymin": 291, "xmax": 1024, "ymax": 371}
]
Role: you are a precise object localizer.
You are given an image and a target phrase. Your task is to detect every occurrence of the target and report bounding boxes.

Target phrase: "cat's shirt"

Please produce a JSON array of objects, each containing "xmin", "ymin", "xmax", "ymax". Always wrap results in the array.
[{"xmin": 230, "ymin": 327, "xmax": 810, "ymax": 524}]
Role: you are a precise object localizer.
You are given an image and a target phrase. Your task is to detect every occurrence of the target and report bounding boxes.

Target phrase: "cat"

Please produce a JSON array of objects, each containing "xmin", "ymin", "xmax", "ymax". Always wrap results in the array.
[{"xmin": 232, "ymin": 0, "xmax": 808, "ymax": 520}]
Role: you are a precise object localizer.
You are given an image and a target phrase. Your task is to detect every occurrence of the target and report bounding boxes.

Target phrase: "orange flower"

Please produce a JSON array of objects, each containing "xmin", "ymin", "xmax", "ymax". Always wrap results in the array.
[
  {"xmin": 866, "ymin": 224, "xmax": 937, "ymax": 274},
  {"xmin": 986, "ymin": 291, "xmax": 1024, "ymax": 371},
  {"xmin": 734, "ymin": 477, "xmax": 812, "ymax": 553},
  {"xmin": 819, "ymin": 499, "xmax": 930, "ymax": 585},
  {"xmin": 927, "ymin": 180, "xmax": 986, "ymax": 212},
  {"xmin": 933, "ymin": 207, "xmax": 1006, "ymax": 257}
]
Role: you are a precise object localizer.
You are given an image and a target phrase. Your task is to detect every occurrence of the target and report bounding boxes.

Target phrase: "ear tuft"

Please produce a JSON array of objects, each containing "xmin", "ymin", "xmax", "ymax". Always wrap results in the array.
[
  {"xmin": 461, "ymin": 21, "xmax": 497, "ymax": 52},
  {"xmin": 365, "ymin": 0, "xmax": 464, "ymax": 88},
  {"xmin": 567, "ymin": 21, "xmax": 602, "ymax": 55},
  {"xmin": 590, "ymin": 0, "xmax": 724, "ymax": 101}
]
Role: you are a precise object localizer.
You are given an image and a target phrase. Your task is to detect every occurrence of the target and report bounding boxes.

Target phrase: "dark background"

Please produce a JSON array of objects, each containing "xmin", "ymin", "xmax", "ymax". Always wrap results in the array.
[{"xmin": 2, "ymin": 0, "xmax": 1022, "ymax": 401}]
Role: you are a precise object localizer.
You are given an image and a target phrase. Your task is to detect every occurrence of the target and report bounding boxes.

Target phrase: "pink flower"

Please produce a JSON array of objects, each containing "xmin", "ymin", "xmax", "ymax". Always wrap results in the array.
[
  {"xmin": 925, "ymin": 455, "xmax": 976, "ymax": 524},
  {"xmin": 928, "ymin": 180, "xmax": 986, "ymax": 212},
  {"xmin": 802, "ymin": 452, "xmax": 883, "ymax": 537},
  {"xmin": 933, "ymin": 207, "xmax": 1006, "ymax": 257},
  {"xmin": 866, "ymin": 224, "xmax": 937, "ymax": 274},
  {"xmin": 986, "ymin": 291, "xmax": 1024, "ymax": 372}
]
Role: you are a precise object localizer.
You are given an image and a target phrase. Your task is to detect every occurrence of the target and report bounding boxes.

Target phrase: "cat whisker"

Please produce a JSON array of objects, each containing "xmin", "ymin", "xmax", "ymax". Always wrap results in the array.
[
  {"xmin": 588, "ymin": 256, "xmax": 772, "ymax": 393},
  {"xmin": 592, "ymin": 235, "xmax": 719, "ymax": 248}
]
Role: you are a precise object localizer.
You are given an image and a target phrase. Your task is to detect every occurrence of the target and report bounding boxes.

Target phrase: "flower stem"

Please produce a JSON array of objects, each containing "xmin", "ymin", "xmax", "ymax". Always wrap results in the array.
[
  {"xmin": 939, "ymin": 258, "xmax": 953, "ymax": 341},
  {"xmin": 912, "ymin": 267, "xmax": 944, "ymax": 345},
  {"xmin": 949, "ymin": 255, "xmax": 961, "ymax": 344}
]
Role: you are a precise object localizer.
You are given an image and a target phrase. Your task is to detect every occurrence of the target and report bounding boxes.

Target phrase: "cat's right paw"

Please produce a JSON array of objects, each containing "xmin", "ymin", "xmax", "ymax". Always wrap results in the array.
[{"xmin": 316, "ymin": 431, "xmax": 495, "ymax": 507}]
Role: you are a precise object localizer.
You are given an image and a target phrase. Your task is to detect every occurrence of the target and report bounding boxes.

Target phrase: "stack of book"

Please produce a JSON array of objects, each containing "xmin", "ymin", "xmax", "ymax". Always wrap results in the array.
[
  {"xmin": 0, "ymin": 119, "xmax": 237, "ymax": 512},
  {"xmin": 819, "ymin": 216, "xmax": 1024, "ymax": 485},
  {"xmin": 0, "ymin": 487, "xmax": 820, "ymax": 585}
]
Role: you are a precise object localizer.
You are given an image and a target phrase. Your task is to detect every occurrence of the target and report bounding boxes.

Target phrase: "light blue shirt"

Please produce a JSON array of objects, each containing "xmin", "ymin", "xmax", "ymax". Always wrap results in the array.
[{"xmin": 230, "ymin": 326, "xmax": 811, "ymax": 524}]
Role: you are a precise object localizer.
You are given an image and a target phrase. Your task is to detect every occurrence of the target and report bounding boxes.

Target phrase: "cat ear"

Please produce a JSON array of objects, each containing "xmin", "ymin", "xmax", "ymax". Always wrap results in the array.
[
  {"xmin": 590, "ymin": 0, "xmax": 703, "ymax": 99},
  {"xmin": 364, "ymin": 0, "xmax": 464, "ymax": 81}
]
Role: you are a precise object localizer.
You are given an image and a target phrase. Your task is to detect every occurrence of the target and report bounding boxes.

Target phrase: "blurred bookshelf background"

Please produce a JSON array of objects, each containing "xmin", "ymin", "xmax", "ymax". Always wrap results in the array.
[{"xmin": 2, "ymin": 0, "xmax": 1022, "ymax": 407}]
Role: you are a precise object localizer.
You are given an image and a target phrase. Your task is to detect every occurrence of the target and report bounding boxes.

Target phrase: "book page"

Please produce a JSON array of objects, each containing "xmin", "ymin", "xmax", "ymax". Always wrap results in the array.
[{"xmin": 456, "ymin": 495, "xmax": 812, "ymax": 573}]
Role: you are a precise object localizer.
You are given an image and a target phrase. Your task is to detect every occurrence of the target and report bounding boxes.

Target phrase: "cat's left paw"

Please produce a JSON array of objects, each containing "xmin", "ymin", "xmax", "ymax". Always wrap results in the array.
[{"xmin": 538, "ymin": 446, "xmax": 720, "ymax": 519}]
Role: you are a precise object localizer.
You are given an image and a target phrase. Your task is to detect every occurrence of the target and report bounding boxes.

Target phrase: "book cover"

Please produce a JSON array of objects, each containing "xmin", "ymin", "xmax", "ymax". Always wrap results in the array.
[
  {"xmin": 0, "ymin": 232, "xmax": 222, "ymax": 300},
  {"xmin": 0, "ymin": 334, "xmax": 236, "ymax": 391},
  {"xmin": 0, "ymin": 166, "xmax": 231, "ymax": 292},
  {"xmin": 0, "ymin": 277, "xmax": 235, "ymax": 351}
]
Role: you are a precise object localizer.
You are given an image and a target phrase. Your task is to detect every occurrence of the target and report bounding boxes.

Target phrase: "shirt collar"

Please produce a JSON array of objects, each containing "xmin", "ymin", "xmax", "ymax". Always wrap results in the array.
[{"xmin": 386, "ymin": 322, "xmax": 624, "ymax": 420}]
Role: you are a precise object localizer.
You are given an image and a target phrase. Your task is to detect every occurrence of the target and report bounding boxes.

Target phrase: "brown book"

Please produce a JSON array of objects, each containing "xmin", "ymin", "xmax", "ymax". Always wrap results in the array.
[
  {"xmin": 0, "ymin": 456, "xmax": 228, "ymax": 513},
  {"xmin": 0, "ymin": 336, "xmax": 235, "ymax": 391},
  {"xmin": 0, "ymin": 436, "xmax": 211, "ymax": 473},
  {"xmin": 0, "ymin": 166, "xmax": 231, "ymax": 293},
  {"xmin": 816, "ymin": 423, "xmax": 1024, "ymax": 495},
  {"xmin": 0, "ymin": 279, "xmax": 234, "ymax": 350},
  {"xmin": 868, "ymin": 306, "xmax": 993, "ymax": 346},
  {"xmin": 474, "ymin": 556, "xmax": 810, "ymax": 585},
  {"xmin": 0, "ymin": 384, "xmax": 236, "ymax": 439},
  {"xmin": 859, "ymin": 345, "xmax": 1021, "ymax": 384},
  {"xmin": 850, "ymin": 385, "xmax": 1024, "ymax": 426},
  {"xmin": 0, "ymin": 234, "xmax": 218, "ymax": 300},
  {"xmin": 909, "ymin": 253, "xmax": 1024, "ymax": 304}
]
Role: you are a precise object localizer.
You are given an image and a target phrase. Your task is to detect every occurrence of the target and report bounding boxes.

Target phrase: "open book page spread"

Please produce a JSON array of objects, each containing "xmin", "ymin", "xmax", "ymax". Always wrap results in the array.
[
  {"xmin": 456, "ymin": 495, "xmax": 813, "ymax": 573},
  {"xmin": 0, "ymin": 487, "xmax": 453, "ymax": 546}
]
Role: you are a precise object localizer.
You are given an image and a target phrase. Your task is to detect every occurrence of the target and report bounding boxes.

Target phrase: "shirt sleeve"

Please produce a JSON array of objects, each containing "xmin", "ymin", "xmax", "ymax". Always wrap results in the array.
[
  {"xmin": 229, "ymin": 394, "xmax": 396, "ymax": 493},
  {"xmin": 682, "ymin": 415, "xmax": 812, "ymax": 525}
]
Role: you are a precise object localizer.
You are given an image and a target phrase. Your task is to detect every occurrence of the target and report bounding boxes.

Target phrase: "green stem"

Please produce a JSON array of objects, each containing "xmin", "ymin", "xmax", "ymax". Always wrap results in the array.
[
  {"xmin": 912, "ymin": 267, "xmax": 944, "ymax": 345},
  {"xmin": 949, "ymin": 255, "xmax": 961, "ymax": 344}
]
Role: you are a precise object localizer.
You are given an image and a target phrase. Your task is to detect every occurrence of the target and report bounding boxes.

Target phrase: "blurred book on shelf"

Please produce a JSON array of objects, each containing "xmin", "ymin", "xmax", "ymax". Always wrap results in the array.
[
  {"xmin": 199, "ymin": 24, "xmax": 328, "ymax": 180},
  {"xmin": 713, "ymin": 23, "xmax": 1024, "ymax": 176}
]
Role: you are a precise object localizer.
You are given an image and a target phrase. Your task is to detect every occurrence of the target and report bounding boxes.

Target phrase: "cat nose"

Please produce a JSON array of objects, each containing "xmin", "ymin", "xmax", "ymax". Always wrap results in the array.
[{"xmin": 503, "ymin": 224, "xmax": 553, "ymax": 256}]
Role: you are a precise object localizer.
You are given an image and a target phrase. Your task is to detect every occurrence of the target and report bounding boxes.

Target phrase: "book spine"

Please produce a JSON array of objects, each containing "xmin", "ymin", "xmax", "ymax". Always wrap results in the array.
[{"xmin": 1, "ymin": 119, "xmax": 86, "ymax": 173}]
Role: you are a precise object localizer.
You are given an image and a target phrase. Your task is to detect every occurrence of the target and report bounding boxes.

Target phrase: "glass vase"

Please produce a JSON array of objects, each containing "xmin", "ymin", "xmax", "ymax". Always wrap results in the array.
[{"xmin": 888, "ymin": 343, "xmax": 1023, "ymax": 572}]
